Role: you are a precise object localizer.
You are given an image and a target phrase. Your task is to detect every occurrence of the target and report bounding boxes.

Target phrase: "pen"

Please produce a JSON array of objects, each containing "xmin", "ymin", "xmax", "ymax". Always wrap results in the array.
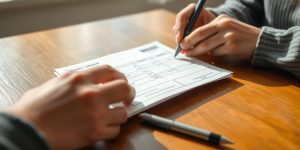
[
  {"xmin": 139, "ymin": 113, "xmax": 234, "ymax": 145},
  {"xmin": 174, "ymin": 0, "xmax": 207, "ymax": 58}
]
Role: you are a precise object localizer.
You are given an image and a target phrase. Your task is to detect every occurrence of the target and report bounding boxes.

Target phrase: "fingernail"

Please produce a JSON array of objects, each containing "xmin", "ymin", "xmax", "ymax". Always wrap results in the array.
[
  {"xmin": 181, "ymin": 49, "xmax": 188, "ymax": 54},
  {"xmin": 180, "ymin": 42, "xmax": 186, "ymax": 49}
]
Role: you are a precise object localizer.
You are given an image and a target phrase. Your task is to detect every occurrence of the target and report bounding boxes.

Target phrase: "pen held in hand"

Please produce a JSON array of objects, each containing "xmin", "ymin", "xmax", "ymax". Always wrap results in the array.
[
  {"xmin": 174, "ymin": 0, "xmax": 207, "ymax": 58},
  {"xmin": 139, "ymin": 113, "xmax": 234, "ymax": 145}
]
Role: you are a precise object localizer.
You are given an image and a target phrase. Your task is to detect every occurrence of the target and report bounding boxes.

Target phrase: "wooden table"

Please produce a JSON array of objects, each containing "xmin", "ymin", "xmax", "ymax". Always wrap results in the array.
[{"xmin": 0, "ymin": 9, "xmax": 299, "ymax": 150}]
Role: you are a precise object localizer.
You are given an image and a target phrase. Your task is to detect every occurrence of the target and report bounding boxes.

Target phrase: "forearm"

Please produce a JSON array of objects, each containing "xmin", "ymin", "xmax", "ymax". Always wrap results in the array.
[
  {"xmin": 209, "ymin": 0, "xmax": 264, "ymax": 26},
  {"xmin": 0, "ymin": 112, "xmax": 50, "ymax": 150},
  {"xmin": 252, "ymin": 26, "xmax": 300, "ymax": 78}
]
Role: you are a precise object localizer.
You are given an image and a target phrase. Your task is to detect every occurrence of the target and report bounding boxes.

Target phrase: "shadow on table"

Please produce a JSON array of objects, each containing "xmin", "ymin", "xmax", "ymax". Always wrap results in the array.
[
  {"xmin": 197, "ymin": 55, "xmax": 300, "ymax": 88},
  {"xmin": 152, "ymin": 127, "xmax": 235, "ymax": 150}
]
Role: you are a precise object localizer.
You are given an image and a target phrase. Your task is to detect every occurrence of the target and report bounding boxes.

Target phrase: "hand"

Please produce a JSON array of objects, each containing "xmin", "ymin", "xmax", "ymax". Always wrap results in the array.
[
  {"xmin": 6, "ymin": 65, "xmax": 135, "ymax": 150},
  {"xmin": 173, "ymin": 4, "xmax": 261, "ymax": 61}
]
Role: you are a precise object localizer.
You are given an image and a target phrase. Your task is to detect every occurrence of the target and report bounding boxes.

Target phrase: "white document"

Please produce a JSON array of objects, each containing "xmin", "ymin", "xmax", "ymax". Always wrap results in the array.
[{"xmin": 55, "ymin": 41, "xmax": 232, "ymax": 117}]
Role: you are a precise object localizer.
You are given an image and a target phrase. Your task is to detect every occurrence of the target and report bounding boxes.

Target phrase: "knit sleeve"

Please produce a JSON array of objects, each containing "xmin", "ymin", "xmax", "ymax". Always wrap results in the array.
[
  {"xmin": 252, "ymin": 26, "xmax": 300, "ymax": 78},
  {"xmin": 0, "ymin": 112, "xmax": 51, "ymax": 150},
  {"xmin": 208, "ymin": 0, "xmax": 264, "ymax": 26}
]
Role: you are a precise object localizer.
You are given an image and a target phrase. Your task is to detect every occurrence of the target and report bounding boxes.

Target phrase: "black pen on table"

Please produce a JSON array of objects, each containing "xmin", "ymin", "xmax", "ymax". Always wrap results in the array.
[
  {"xmin": 174, "ymin": 0, "xmax": 207, "ymax": 58},
  {"xmin": 139, "ymin": 113, "xmax": 234, "ymax": 145}
]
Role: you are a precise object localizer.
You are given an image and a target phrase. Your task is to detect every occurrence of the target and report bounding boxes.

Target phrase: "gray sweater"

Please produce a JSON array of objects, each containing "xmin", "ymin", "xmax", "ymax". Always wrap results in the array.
[
  {"xmin": 0, "ymin": 113, "xmax": 50, "ymax": 150},
  {"xmin": 210, "ymin": 0, "xmax": 300, "ymax": 78}
]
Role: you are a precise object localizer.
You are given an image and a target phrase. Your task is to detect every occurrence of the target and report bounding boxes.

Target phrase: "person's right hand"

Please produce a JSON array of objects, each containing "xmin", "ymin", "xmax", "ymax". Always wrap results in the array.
[
  {"xmin": 6, "ymin": 65, "xmax": 135, "ymax": 150},
  {"xmin": 173, "ymin": 3, "xmax": 261, "ymax": 61},
  {"xmin": 172, "ymin": 3, "xmax": 216, "ymax": 44}
]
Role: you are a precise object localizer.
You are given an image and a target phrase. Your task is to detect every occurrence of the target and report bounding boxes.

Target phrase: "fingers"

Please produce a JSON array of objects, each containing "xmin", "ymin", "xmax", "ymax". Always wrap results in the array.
[
  {"xmin": 101, "ymin": 126, "xmax": 121, "ymax": 140},
  {"xmin": 108, "ymin": 107, "xmax": 128, "ymax": 125},
  {"xmin": 185, "ymin": 31, "xmax": 226, "ymax": 56},
  {"xmin": 84, "ymin": 65, "xmax": 127, "ymax": 84},
  {"xmin": 173, "ymin": 3, "xmax": 196, "ymax": 43},
  {"xmin": 96, "ymin": 109, "xmax": 126, "ymax": 140},
  {"xmin": 180, "ymin": 21, "xmax": 219, "ymax": 50},
  {"xmin": 78, "ymin": 80, "xmax": 133, "ymax": 142},
  {"xmin": 97, "ymin": 79, "xmax": 135, "ymax": 106}
]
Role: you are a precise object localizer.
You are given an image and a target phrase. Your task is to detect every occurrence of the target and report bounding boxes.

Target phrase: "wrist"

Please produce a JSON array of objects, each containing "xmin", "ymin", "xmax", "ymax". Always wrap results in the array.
[{"xmin": 249, "ymin": 27, "xmax": 262, "ymax": 60}]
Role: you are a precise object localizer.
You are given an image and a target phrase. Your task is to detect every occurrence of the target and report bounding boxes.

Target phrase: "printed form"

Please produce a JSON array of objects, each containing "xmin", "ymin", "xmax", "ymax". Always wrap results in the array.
[{"xmin": 55, "ymin": 42, "xmax": 232, "ymax": 117}]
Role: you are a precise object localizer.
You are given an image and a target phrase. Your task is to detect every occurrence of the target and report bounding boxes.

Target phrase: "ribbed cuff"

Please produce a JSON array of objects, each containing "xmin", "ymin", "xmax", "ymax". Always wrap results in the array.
[
  {"xmin": 251, "ymin": 26, "xmax": 296, "ymax": 68},
  {"xmin": 0, "ymin": 112, "xmax": 51, "ymax": 150}
]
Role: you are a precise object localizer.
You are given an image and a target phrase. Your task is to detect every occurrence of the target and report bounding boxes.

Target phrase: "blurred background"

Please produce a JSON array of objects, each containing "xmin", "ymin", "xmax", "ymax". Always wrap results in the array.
[{"xmin": 0, "ymin": 0, "xmax": 224, "ymax": 38}]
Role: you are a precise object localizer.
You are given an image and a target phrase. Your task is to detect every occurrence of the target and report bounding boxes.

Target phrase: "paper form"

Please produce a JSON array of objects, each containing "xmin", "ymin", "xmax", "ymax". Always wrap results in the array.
[{"xmin": 55, "ymin": 41, "xmax": 232, "ymax": 117}]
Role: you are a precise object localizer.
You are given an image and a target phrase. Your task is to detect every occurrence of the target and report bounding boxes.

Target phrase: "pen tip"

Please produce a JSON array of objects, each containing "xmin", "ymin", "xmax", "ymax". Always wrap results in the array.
[
  {"xmin": 174, "ymin": 44, "xmax": 181, "ymax": 59},
  {"xmin": 221, "ymin": 137, "xmax": 234, "ymax": 144}
]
